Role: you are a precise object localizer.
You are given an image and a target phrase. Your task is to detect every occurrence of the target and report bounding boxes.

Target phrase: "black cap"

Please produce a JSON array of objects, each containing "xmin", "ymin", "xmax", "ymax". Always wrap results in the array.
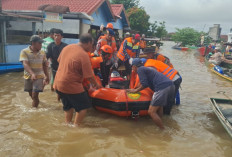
[
  {"xmin": 30, "ymin": 35, "xmax": 44, "ymax": 43},
  {"xmin": 50, "ymin": 28, "xmax": 56, "ymax": 34},
  {"xmin": 144, "ymin": 47, "xmax": 156, "ymax": 54}
]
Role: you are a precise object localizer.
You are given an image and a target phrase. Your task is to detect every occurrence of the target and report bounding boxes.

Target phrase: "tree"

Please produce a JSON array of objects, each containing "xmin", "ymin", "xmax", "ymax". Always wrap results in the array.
[
  {"xmin": 127, "ymin": 7, "xmax": 150, "ymax": 35},
  {"xmin": 155, "ymin": 21, "xmax": 167, "ymax": 39},
  {"xmin": 147, "ymin": 21, "xmax": 157, "ymax": 37},
  {"xmin": 146, "ymin": 21, "xmax": 167, "ymax": 38},
  {"xmin": 171, "ymin": 27, "xmax": 202, "ymax": 46},
  {"xmin": 111, "ymin": 0, "xmax": 139, "ymax": 10}
]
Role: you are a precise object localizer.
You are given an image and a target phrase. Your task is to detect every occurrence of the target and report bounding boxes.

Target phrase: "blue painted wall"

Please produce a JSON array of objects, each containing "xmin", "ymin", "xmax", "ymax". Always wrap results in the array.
[
  {"xmin": 83, "ymin": 7, "xmax": 110, "ymax": 27},
  {"xmin": 111, "ymin": 18, "xmax": 123, "ymax": 30},
  {"xmin": 5, "ymin": 44, "xmax": 28, "ymax": 63},
  {"xmin": 83, "ymin": 3, "xmax": 124, "ymax": 30}
]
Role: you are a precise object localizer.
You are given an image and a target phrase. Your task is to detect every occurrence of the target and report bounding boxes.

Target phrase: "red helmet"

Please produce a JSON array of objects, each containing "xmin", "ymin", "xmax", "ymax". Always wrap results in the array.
[
  {"xmin": 134, "ymin": 34, "xmax": 141, "ymax": 40},
  {"xmin": 101, "ymin": 45, "xmax": 113, "ymax": 54},
  {"xmin": 106, "ymin": 23, "xmax": 113, "ymax": 29}
]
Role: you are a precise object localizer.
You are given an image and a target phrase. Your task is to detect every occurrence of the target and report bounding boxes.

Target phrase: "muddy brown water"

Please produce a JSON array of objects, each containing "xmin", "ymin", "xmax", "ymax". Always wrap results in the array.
[{"xmin": 0, "ymin": 41, "xmax": 232, "ymax": 157}]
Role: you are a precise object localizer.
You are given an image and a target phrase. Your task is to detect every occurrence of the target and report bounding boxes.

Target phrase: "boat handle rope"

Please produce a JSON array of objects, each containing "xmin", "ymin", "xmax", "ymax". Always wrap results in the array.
[{"xmin": 217, "ymin": 91, "xmax": 232, "ymax": 100}]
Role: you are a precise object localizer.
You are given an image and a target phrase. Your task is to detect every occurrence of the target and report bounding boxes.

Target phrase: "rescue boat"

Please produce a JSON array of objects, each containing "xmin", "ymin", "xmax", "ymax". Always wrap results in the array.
[
  {"xmin": 89, "ymin": 87, "xmax": 153, "ymax": 117},
  {"xmin": 85, "ymin": 64, "xmax": 153, "ymax": 117}
]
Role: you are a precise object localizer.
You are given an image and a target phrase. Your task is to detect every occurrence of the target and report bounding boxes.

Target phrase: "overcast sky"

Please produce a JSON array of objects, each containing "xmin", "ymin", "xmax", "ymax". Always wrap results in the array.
[{"xmin": 140, "ymin": 0, "xmax": 231, "ymax": 34}]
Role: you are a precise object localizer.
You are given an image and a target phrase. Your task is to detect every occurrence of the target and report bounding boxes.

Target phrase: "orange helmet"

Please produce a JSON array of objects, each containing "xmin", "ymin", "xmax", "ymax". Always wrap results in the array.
[
  {"xmin": 106, "ymin": 23, "xmax": 113, "ymax": 29},
  {"xmin": 101, "ymin": 45, "xmax": 113, "ymax": 54}
]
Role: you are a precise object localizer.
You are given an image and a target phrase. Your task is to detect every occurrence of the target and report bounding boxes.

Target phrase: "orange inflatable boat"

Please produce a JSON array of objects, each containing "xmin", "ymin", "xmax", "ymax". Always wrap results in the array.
[
  {"xmin": 85, "ymin": 57, "xmax": 154, "ymax": 117},
  {"xmin": 88, "ymin": 86, "xmax": 153, "ymax": 117}
]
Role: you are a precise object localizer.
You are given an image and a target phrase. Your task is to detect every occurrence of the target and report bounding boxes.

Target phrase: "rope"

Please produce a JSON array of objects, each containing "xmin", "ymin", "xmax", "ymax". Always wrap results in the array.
[{"xmin": 124, "ymin": 90, "xmax": 129, "ymax": 118}]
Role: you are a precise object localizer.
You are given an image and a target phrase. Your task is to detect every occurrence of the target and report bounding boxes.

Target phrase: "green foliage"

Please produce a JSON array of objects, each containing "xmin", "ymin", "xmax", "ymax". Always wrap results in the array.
[
  {"xmin": 147, "ymin": 21, "xmax": 157, "ymax": 37},
  {"xmin": 155, "ymin": 21, "xmax": 167, "ymax": 39},
  {"xmin": 127, "ymin": 7, "xmax": 150, "ymax": 35},
  {"xmin": 111, "ymin": 0, "xmax": 139, "ymax": 10},
  {"xmin": 147, "ymin": 21, "xmax": 167, "ymax": 38},
  {"xmin": 172, "ymin": 28, "xmax": 202, "ymax": 46}
]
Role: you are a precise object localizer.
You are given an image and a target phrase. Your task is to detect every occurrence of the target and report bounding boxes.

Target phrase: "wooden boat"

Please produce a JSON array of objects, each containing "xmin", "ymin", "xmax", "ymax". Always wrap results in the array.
[
  {"xmin": 0, "ymin": 63, "xmax": 24, "ymax": 74},
  {"xmin": 187, "ymin": 45, "xmax": 198, "ymax": 49},
  {"xmin": 210, "ymin": 65, "xmax": 232, "ymax": 82},
  {"xmin": 172, "ymin": 46, "xmax": 189, "ymax": 51},
  {"xmin": 205, "ymin": 54, "xmax": 232, "ymax": 81},
  {"xmin": 198, "ymin": 46, "xmax": 212, "ymax": 56},
  {"xmin": 209, "ymin": 98, "xmax": 232, "ymax": 138}
]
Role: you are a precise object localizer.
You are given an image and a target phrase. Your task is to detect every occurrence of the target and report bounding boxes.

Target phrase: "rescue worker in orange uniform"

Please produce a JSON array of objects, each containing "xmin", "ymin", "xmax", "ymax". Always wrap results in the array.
[
  {"xmin": 139, "ymin": 58, "xmax": 182, "ymax": 114},
  {"xmin": 140, "ymin": 34, "xmax": 146, "ymax": 51},
  {"xmin": 91, "ymin": 45, "xmax": 114, "ymax": 87},
  {"xmin": 112, "ymin": 34, "xmax": 141, "ymax": 79},
  {"xmin": 94, "ymin": 23, "xmax": 117, "ymax": 56},
  {"xmin": 144, "ymin": 46, "xmax": 174, "ymax": 68}
]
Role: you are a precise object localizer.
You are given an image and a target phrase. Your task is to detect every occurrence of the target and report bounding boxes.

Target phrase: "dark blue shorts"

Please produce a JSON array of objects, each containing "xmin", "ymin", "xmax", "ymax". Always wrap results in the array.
[{"xmin": 56, "ymin": 90, "xmax": 91, "ymax": 112}]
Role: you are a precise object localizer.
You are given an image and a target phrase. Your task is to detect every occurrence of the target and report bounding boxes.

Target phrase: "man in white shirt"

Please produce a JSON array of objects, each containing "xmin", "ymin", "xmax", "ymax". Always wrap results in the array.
[{"xmin": 209, "ymin": 47, "xmax": 223, "ymax": 65}]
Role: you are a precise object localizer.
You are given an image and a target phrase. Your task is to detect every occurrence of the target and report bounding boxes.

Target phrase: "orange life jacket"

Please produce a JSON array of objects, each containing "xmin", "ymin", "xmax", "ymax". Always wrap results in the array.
[
  {"xmin": 144, "ymin": 59, "xmax": 178, "ymax": 80},
  {"xmin": 98, "ymin": 35, "xmax": 117, "ymax": 55},
  {"xmin": 83, "ymin": 57, "xmax": 103, "ymax": 89},
  {"xmin": 117, "ymin": 37, "xmax": 140, "ymax": 61},
  {"xmin": 154, "ymin": 53, "xmax": 174, "ymax": 68},
  {"xmin": 140, "ymin": 39, "xmax": 146, "ymax": 49},
  {"xmin": 90, "ymin": 57, "xmax": 103, "ymax": 69}
]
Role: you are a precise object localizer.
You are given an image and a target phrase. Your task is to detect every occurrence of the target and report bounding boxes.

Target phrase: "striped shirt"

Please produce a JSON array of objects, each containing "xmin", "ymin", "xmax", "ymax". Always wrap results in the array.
[
  {"xmin": 19, "ymin": 46, "xmax": 47, "ymax": 79},
  {"xmin": 42, "ymin": 37, "xmax": 54, "ymax": 52}
]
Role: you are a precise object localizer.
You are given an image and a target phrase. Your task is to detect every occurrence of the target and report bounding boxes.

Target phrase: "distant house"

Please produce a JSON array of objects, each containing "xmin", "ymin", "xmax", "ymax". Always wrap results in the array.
[
  {"xmin": 220, "ymin": 35, "xmax": 228, "ymax": 42},
  {"xmin": 2, "ymin": 0, "xmax": 129, "ymax": 38},
  {"xmin": 1, "ymin": 0, "xmax": 130, "ymax": 63},
  {"xmin": 163, "ymin": 32, "xmax": 175, "ymax": 41}
]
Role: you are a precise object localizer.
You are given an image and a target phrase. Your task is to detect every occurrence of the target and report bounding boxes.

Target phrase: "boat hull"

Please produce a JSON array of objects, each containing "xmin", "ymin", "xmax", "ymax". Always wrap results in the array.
[
  {"xmin": 209, "ymin": 98, "xmax": 232, "ymax": 138},
  {"xmin": 89, "ymin": 88, "xmax": 153, "ymax": 117},
  {"xmin": 210, "ymin": 66, "xmax": 232, "ymax": 82},
  {"xmin": 198, "ymin": 46, "xmax": 212, "ymax": 56},
  {"xmin": 0, "ymin": 63, "xmax": 24, "ymax": 74}
]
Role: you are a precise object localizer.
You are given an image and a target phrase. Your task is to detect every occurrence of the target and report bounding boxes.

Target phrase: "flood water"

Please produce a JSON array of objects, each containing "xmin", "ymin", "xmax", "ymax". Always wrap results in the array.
[{"xmin": 0, "ymin": 41, "xmax": 232, "ymax": 157}]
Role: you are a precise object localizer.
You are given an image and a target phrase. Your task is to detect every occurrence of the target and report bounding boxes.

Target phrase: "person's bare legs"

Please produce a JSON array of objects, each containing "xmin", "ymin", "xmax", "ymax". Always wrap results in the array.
[
  {"xmin": 29, "ymin": 91, "xmax": 32, "ymax": 99},
  {"xmin": 148, "ymin": 105, "xmax": 164, "ymax": 130},
  {"xmin": 157, "ymin": 106, "xmax": 163, "ymax": 118},
  {"xmin": 73, "ymin": 109, "xmax": 87, "ymax": 126},
  {"xmin": 65, "ymin": 108, "xmax": 74, "ymax": 124},
  {"xmin": 32, "ymin": 92, "xmax": 39, "ymax": 108}
]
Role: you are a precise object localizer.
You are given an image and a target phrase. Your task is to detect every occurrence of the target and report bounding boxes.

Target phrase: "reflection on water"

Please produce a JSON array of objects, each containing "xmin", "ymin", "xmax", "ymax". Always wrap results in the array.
[{"xmin": 0, "ymin": 41, "xmax": 232, "ymax": 157}]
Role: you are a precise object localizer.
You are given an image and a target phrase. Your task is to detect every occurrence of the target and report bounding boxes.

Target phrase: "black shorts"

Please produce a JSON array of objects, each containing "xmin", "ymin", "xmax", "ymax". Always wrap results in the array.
[{"xmin": 56, "ymin": 90, "xmax": 91, "ymax": 112}]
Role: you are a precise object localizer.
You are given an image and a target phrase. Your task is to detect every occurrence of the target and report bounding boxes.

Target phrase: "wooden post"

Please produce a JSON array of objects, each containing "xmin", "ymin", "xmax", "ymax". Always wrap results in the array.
[
  {"xmin": 0, "ymin": 21, "xmax": 6, "ymax": 63},
  {"xmin": 32, "ymin": 22, "xmax": 36, "ymax": 35}
]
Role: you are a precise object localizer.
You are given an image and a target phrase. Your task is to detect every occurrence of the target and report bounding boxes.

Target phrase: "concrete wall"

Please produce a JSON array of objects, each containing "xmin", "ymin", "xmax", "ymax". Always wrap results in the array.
[
  {"xmin": 9, "ymin": 19, "xmax": 80, "ymax": 34},
  {"xmin": 80, "ymin": 23, "xmax": 90, "ymax": 35},
  {"xmin": 5, "ymin": 38, "xmax": 79, "ymax": 63}
]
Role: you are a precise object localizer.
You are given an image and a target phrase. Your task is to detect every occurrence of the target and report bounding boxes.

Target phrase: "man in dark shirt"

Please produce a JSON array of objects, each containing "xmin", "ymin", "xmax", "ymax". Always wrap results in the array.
[
  {"xmin": 46, "ymin": 29, "xmax": 68, "ymax": 90},
  {"xmin": 127, "ymin": 58, "xmax": 175, "ymax": 129}
]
